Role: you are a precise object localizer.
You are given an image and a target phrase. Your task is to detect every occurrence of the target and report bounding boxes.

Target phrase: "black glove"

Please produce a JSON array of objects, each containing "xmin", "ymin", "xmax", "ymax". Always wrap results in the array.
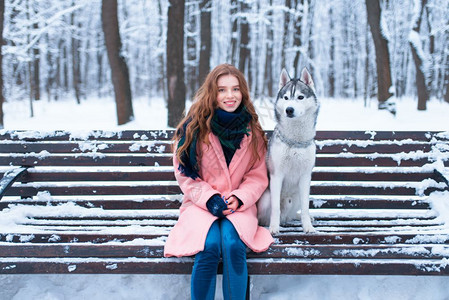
[
  {"xmin": 206, "ymin": 194, "xmax": 227, "ymax": 218},
  {"xmin": 235, "ymin": 196, "xmax": 244, "ymax": 208}
]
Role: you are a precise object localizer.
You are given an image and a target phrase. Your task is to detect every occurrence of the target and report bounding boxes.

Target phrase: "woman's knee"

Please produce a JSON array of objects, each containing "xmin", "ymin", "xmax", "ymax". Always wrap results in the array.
[
  {"xmin": 202, "ymin": 220, "xmax": 221, "ymax": 258},
  {"xmin": 220, "ymin": 219, "xmax": 247, "ymax": 277},
  {"xmin": 220, "ymin": 219, "xmax": 246, "ymax": 252}
]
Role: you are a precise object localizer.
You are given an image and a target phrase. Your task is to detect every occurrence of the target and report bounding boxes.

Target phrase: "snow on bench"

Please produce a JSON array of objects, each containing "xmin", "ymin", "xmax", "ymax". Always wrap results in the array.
[{"xmin": 0, "ymin": 129, "xmax": 448, "ymax": 276}]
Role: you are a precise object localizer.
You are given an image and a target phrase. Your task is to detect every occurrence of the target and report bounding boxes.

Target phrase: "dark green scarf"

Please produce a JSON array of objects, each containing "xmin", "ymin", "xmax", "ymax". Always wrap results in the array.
[{"xmin": 177, "ymin": 105, "xmax": 252, "ymax": 179}]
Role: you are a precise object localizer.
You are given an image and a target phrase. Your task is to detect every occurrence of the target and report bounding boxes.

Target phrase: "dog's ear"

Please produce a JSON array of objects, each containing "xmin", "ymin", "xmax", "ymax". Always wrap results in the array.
[
  {"xmin": 279, "ymin": 68, "xmax": 290, "ymax": 90},
  {"xmin": 300, "ymin": 68, "xmax": 315, "ymax": 92}
]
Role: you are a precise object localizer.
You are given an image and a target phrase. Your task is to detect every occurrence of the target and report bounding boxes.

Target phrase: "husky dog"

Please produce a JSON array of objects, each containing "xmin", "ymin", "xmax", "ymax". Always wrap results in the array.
[{"xmin": 257, "ymin": 68, "xmax": 319, "ymax": 234}]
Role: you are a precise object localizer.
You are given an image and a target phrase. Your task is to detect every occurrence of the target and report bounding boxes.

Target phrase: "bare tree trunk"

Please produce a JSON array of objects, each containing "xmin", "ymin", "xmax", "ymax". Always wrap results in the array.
[
  {"xmin": 442, "ymin": 18, "xmax": 449, "ymax": 103},
  {"xmin": 185, "ymin": 1, "xmax": 198, "ymax": 99},
  {"xmin": 82, "ymin": 38, "xmax": 90, "ymax": 100},
  {"xmin": 239, "ymin": 0, "xmax": 251, "ymax": 85},
  {"xmin": 101, "ymin": 0, "xmax": 134, "ymax": 125},
  {"xmin": 306, "ymin": 0, "xmax": 315, "ymax": 76},
  {"xmin": 409, "ymin": 0, "xmax": 429, "ymax": 111},
  {"xmin": 166, "ymin": 0, "xmax": 186, "ymax": 128},
  {"xmin": 264, "ymin": 0, "xmax": 274, "ymax": 97},
  {"xmin": 157, "ymin": 0, "xmax": 167, "ymax": 100},
  {"xmin": 230, "ymin": 0, "xmax": 238, "ymax": 66},
  {"xmin": 425, "ymin": 4, "xmax": 436, "ymax": 98},
  {"xmin": 445, "ymin": 36, "xmax": 449, "ymax": 103},
  {"xmin": 26, "ymin": 0, "xmax": 34, "ymax": 116},
  {"xmin": 365, "ymin": 0, "xmax": 395, "ymax": 114},
  {"xmin": 54, "ymin": 39, "xmax": 63, "ymax": 101},
  {"xmin": 199, "ymin": 0, "xmax": 211, "ymax": 84},
  {"xmin": 445, "ymin": 68, "xmax": 449, "ymax": 103},
  {"xmin": 71, "ymin": 4, "xmax": 81, "ymax": 104},
  {"xmin": 363, "ymin": 17, "xmax": 370, "ymax": 104},
  {"xmin": 292, "ymin": 0, "xmax": 303, "ymax": 78},
  {"xmin": 96, "ymin": 31, "xmax": 104, "ymax": 98},
  {"xmin": 342, "ymin": 8, "xmax": 350, "ymax": 98},
  {"xmin": 27, "ymin": 62, "xmax": 34, "ymax": 117},
  {"xmin": 0, "ymin": 0, "xmax": 4, "ymax": 129},
  {"xmin": 62, "ymin": 41, "xmax": 68, "ymax": 93},
  {"xmin": 26, "ymin": 0, "xmax": 40, "ymax": 102},
  {"xmin": 329, "ymin": 6, "xmax": 335, "ymax": 97},
  {"xmin": 32, "ymin": 21, "xmax": 40, "ymax": 101},
  {"xmin": 281, "ymin": 0, "xmax": 292, "ymax": 70},
  {"xmin": 45, "ymin": 32, "xmax": 53, "ymax": 102}
]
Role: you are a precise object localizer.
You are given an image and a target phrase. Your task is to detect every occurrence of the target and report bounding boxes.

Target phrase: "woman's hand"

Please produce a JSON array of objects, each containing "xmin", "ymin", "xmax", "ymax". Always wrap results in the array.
[{"xmin": 223, "ymin": 196, "xmax": 239, "ymax": 215}]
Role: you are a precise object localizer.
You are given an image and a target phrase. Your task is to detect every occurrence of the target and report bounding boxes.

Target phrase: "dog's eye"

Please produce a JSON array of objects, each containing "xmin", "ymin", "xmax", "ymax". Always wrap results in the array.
[
  {"xmin": 298, "ymin": 95, "xmax": 304, "ymax": 100},
  {"xmin": 283, "ymin": 96, "xmax": 289, "ymax": 100}
]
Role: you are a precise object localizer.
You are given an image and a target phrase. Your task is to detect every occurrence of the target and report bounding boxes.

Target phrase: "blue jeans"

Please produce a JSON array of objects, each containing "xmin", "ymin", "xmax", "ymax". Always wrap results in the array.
[{"xmin": 191, "ymin": 218, "xmax": 248, "ymax": 300}]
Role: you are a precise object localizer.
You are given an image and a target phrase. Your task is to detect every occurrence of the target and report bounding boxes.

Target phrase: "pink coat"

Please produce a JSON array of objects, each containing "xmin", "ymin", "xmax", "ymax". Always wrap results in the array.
[{"xmin": 164, "ymin": 132, "xmax": 274, "ymax": 257}]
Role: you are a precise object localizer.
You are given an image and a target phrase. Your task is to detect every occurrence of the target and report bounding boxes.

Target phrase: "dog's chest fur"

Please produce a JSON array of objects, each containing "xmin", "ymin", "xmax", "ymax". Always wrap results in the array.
[{"xmin": 267, "ymin": 135, "xmax": 316, "ymax": 180}]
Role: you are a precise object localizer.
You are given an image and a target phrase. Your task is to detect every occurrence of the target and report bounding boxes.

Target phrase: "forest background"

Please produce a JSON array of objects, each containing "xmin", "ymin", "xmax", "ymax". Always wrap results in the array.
[{"xmin": 0, "ymin": 0, "xmax": 448, "ymax": 129}]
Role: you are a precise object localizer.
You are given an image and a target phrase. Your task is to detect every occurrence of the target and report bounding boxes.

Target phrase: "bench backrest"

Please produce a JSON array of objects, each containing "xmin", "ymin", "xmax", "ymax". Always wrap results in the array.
[{"xmin": 1, "ymin": 130, "xmax": 447, "ymax": 203}]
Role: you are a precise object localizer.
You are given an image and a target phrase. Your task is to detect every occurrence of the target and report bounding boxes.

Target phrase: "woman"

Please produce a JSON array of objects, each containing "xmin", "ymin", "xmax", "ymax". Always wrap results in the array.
[{"xmin": 164, "ymin": 64, "xmax": 273, "ymax": 299}]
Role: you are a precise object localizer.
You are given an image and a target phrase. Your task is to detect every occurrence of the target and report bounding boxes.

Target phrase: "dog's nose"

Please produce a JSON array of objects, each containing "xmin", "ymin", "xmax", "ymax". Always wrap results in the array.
[{"xmin": 286, "ymin": 107, "xmax": 294, "ymax": 117}]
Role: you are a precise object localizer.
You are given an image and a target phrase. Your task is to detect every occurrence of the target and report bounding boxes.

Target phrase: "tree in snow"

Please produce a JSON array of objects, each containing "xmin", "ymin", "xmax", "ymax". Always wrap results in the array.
[
  {"xmin": 0, "ymin": 0, "xmax": 4, "ymax": 129},
  {"xmin": 198, "ymin": 0, "xmax": 212, "ymax": 85},
  {"xmin": 166, "ymin": 0, "xmax": 186, "ymax": 128},
  {"xmin": 365, "ymin": 0, "xmax": 396, "ymax": 115},
  {"xmin": 101, "ymin": 0, "xmax": 134, "ymax": 125},
  {"xmin": 409, "ymin": 0, "xmax": 429, "ymax": 111}
]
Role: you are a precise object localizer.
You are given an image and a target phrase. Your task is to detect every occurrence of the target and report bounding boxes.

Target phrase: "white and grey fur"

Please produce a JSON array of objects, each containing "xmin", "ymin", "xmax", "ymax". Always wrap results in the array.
[{"xmin": 257, "ymin": 67, "xmax": 319, "ymax": 234}]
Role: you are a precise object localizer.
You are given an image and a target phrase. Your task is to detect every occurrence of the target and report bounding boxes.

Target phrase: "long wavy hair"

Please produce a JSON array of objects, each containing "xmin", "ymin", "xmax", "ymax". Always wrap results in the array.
[{"xmin": 174, "ymin": 63, "xmax": 267, "ymax": 166}]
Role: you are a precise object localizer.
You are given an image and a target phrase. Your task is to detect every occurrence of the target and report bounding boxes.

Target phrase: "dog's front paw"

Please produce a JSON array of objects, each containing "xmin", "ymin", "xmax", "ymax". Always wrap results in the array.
[
  {"xmin": 299, "ymin": 212, "xmax": 316, "ymax": 233},
  {"xmin": 302, "ymin": 223, "xmax": 317, "ymax": 233},
  {"xmin": 297, "ymin": 212, "xmax": 315, "ymax": 222},
  {"xmin": 269, "ymin": 224, "xmax": 280, "ymax": 235}
]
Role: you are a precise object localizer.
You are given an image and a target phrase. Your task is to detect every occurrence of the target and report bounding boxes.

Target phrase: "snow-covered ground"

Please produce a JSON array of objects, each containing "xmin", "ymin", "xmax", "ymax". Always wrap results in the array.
[
  {"xmin": 3, "ymin": 96, "xmax": 449, "ymax": 131},
  {"xmin": 1, "ymin": 96, "xmax": 449, "ymax": 300}
]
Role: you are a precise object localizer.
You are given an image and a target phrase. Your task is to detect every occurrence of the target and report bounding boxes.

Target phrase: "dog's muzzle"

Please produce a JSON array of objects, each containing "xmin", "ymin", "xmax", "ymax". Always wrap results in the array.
[{"xmin": 286, "ymin": 107, "xmax": 294, "ymax": 118}]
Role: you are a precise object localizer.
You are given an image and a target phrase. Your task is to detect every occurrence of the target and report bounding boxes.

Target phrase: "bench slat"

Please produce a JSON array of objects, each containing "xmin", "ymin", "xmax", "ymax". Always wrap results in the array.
[
  {"xmin": 247, "ymin": 258, "xmax": 449, "ymax": 275},
  {"xmin": 2, "ymin": 170, "xmax": 433, "ymax": 182},
  {"xmin": 0, "ymin": 142, "xmax": 173, "ymax": 154},
  {"xmin": 317, "ymin": 143, "xmax": 432, "ymax": 154},
  {"xmin": 16, "ymin": 223, "xmax": 443, "ymax": 235},
  {"xmin": 1, "ymin": 171, "xmax": 434, "ymax": 184},
  {"xmin": 0, "ymin": 198, "xmax": 430, "ymax": 210},
  {"xmin": 16, "ymin": 218, "xmax": 440, "ymax": 229},
  {"xmin": 0, "ymin": 199, "xmax": 182, "ymax": 210},
  {"xmin": 0, "ymin": 244, "xmax": 446, "ymax": 260},
  {"xmin": 4, "ymin": 184, "xmax": 440, "ymax": 197},
  {"xmin": 0, "ymin": 154, "xmax": 438, "ymax": 167},
  {"xmin": 2, "ymin": 231, "xmax": 447, "ymax": 245},
  {"xmin": 0, "ymin": 130, "xmax": 174, "ymax": 141},
  {"xmin": 314, "ymin": 131, "xmax": 436, "ymax": 141},
  {"xmin": 276, "ymin": 232, "xmax": 449, "ymax": 245},
  {"xmin": 20, "ymin": 171, "xmax": 176, "ymax": 181},
  {"xmin": 0, "ymin": 130, "xmax": 438, "ymax": 142},
  {"xmin": 0, "ymin": 141, "xmax": 432, "ymax": 155},
  {"xmin": 0, "ymin": 156, "xmax": 173, "ymax": 167},
  {"xmin": 1, "ymin": 258, "xmax": 447, "ymax": 275}
]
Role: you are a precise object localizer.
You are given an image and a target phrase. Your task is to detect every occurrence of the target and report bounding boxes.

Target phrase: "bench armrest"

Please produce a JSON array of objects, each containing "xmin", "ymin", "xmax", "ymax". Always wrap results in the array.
[
  {"xmin": 433, "ymin": 169, "xmax": 449, "ymax": 190},
  {"xmin": 0, "ymin": 167, "xmax": 29, "ymax": 200}
]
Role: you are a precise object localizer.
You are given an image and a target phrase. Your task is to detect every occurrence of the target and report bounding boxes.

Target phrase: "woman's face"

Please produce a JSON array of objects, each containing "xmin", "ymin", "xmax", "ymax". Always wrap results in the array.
[{"xmin": 216, "ymin": 74, "xmax": 242, "ymax": 112}]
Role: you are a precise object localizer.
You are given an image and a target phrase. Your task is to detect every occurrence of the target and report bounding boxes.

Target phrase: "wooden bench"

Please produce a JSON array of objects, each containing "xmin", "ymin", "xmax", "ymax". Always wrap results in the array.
[{"xmin": 1, "ymin": 129, "xmax": 449, "ymax": 278}]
